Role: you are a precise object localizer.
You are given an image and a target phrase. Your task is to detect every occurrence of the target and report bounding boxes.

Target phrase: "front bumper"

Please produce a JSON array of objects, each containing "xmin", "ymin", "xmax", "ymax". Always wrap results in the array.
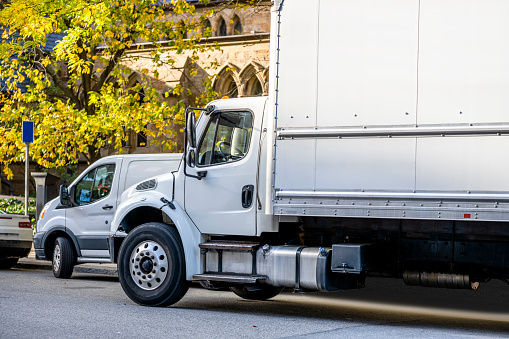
[{"xmin": 33, "ymin": 232, "xmax": 46, "ymax": 260}]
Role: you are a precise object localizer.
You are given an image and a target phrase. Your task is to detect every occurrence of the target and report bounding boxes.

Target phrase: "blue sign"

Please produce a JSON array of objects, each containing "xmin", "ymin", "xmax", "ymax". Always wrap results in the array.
[{"xmin": 22, "ymin": 121, "xmax": 34, "ymax": 143}]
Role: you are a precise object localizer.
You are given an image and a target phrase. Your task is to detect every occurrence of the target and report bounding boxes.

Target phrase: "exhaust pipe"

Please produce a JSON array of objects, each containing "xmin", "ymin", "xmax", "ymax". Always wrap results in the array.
[{"xmin": 403, "ymin": 271, "xmax": 479, "ymax": 290}]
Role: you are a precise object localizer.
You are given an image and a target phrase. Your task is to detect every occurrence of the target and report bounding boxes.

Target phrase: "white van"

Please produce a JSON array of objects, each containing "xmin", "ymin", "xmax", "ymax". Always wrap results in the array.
[{"xmin": 34, "ymin": 153, "xmax": 182, "ymax": 278}]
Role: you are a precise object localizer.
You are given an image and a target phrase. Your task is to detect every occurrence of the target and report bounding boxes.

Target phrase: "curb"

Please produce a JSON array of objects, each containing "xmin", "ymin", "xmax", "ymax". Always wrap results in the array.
[{"xmin": 16, "ymin": 259, "xmax": 118, "ymax": 276}]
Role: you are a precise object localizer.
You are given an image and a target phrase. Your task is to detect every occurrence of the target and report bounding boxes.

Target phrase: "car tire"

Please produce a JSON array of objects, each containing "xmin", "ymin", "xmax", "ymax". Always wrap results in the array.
[
  {"xmin": 52, "ymin": 237, "xmax": 75, "ymax": 279},
  {"xmin": 230, "ymin": 285, "xmax": 284, "ymax": 301},
  {"xmin": 118, "ymin": 222, "xmax": 189, "ymax": 307},
  {"xmin": 0, "ymin": 257, "xmax": 19, "ymax": 269}
]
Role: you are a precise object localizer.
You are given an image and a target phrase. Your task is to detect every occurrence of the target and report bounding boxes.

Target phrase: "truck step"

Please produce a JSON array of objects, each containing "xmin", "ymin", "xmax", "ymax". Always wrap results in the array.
[
  {"xmin": 193, "ymin": 273, "xmax": 267, "ymax": 284},
  {"xmin": 199, "ymin": 240, "xmax": 260, "ymax": 251}
]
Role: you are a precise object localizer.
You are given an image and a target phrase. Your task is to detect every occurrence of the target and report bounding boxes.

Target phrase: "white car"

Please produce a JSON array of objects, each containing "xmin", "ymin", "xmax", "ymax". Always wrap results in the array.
[{"xmin": 0, "ymin": 210, "xmax": 32, "ymax": 269}]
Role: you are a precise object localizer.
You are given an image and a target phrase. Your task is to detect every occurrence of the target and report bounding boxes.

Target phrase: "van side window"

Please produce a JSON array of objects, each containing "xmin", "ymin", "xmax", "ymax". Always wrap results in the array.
[
  {"xmin": 197, "ymin": 111, "xmax": 253, "ymax": 166},
  {"xmin": 74, "ymin": 164, "xmax": 115, "ymax": 205}
]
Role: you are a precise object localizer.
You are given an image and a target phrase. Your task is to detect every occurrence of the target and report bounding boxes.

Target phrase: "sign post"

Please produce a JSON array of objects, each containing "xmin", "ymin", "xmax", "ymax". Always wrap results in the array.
[{"xmin": 22, "ymin": 121, "xmax": 34, "ymax": 216}]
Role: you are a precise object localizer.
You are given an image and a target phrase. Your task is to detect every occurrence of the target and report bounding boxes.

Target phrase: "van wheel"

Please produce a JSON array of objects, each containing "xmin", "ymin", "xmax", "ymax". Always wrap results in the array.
[
  {"xmin": 0, "ymin": 258, "xmax": 19, "ymax": 269},
  {"xmin": 118, "ymin": 222, "xmax": 189, "ymax": 307},
  {"xmin": 230, "ymin": 285, "xmax": 284, "ymax": 300},
  {"xmin": 52, "ymin": 237, "xmax": 75, "ymax": 278}
]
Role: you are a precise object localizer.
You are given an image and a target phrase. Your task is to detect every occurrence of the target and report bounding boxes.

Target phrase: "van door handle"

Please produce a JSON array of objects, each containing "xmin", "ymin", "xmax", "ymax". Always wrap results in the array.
[
  {"xmin": 242, "ymin": 185, "xmax": 254, "ymax": 208},
  {"xmin": 102, "ymin": 204, "xmax": 114, "ymax": 210}
]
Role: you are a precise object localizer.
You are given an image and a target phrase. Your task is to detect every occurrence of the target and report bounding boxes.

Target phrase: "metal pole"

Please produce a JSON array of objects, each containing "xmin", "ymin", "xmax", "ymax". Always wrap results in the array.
[{"xmin": 25, "ymin": 142, "xmax": 29, "ymax": 216}]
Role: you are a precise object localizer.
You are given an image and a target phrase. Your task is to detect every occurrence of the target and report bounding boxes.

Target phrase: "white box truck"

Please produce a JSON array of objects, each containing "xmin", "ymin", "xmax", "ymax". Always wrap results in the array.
[
  {"xmin": 34, "ymin": 153, "xmax": 182, "ymax": 278},
  {"xmin": 109, "ymin": 0, "xmax": 509, "ymax": 306}
]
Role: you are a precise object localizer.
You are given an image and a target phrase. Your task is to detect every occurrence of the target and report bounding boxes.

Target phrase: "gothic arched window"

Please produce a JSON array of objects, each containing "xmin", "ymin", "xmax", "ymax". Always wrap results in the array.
[
  {"xmin": 227, "ymin": 76, "xmax": 238, "ymax": 98},
  {"xmin": 218, "ymin": 18, "xmax": 227, "ymax": 37},
  {"xmin": 246, "ymin": 76, "xmax": 264, "ymax": 97},
  {"xmin": 232, "ymin": 16, "xmax": 242, "ymax": 35},
  {"xmin": 203, "ymin": 19, "xmax": 212, "ymax": 36}
]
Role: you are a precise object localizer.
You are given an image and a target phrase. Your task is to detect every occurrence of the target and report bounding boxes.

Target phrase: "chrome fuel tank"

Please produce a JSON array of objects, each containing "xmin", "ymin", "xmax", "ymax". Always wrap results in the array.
[{"xmin": 256, "ymin": 246, "xmax": 326, "ymax": 290}]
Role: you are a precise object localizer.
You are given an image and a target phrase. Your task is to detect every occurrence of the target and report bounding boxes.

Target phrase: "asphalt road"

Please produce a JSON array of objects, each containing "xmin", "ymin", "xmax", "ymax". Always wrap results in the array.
[{"xmin": 1, "ymin": 267, "xmax": 509, "ymax": 338}]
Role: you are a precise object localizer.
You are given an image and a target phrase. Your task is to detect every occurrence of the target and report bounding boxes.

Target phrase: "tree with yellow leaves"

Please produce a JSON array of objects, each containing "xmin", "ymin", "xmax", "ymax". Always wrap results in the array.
[{"xmin": 0, "ymin": 0, "xmax": 222, "ymax": 178}]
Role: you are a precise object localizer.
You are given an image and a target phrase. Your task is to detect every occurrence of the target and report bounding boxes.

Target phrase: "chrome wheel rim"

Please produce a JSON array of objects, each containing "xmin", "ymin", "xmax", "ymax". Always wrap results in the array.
[
  {"xmin": 53, "ymin": 244, "xmax": 61, "ymax": 272},
  {"xmin": 129, "ymin": 240, "xmax": 169, "ymax": 291}
]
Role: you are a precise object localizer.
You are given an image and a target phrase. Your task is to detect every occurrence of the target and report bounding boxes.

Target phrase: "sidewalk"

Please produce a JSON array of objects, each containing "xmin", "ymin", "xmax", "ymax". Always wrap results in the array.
[{"xmin": 16, "ymin": 246, "xmax": 117, "ymax": 276}]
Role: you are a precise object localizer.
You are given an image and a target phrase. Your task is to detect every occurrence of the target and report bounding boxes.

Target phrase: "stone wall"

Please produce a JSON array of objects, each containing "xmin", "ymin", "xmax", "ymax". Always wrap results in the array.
[{"xmin": 116, "ymin": 2, "xmax": 271, "ymax": 154}]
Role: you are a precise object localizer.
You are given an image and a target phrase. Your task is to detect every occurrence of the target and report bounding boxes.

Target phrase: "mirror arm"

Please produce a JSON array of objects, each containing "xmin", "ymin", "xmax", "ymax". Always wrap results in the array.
[
  {"xmin": 183, "ymin": 153, "xmax": 206, "ymax": 180},
  {"xmin": 184, "ymin": 106, "xmax": 213, "ymax": 180}
]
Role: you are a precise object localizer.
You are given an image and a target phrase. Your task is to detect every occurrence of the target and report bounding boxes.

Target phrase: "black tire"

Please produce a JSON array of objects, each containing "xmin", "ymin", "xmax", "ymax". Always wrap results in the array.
[
  {"xmin": 230, "ymin": 285, "xmax": 284, "ymax": 301},
  {"xmin": 52, "ymin": 237, "xmax": 75, "ymax": 279},
  {"xmin": 0, "ymin": 257, "xmax": 19, "ymax": 269},
  {"xmin": 117, "ymin": 222, "xmax": 189, "ymax": 307}
]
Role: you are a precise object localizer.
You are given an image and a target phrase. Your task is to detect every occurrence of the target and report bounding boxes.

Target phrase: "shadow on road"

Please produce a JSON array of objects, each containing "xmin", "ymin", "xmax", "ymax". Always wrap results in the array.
[
  {"xmin": 51, "ymin": 271, "xmax": 509, "ymax": 334},
  {"xmin": 69, "ymin": 274, "xmax": 119, "ymax": 283},
  {"xmin": 176, "ymin": 277, "xmax": 509, "ymax": 334}
]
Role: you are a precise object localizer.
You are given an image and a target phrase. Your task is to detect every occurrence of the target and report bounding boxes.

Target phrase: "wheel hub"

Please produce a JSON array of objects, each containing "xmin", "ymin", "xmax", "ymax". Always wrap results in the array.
[
  {"xmin": 129, "ymin": 240, "xmax": 168, "ymax": 291},
  {"xmin": 139, "ymin": 257, "xmax": 154, "ymax": 274},
  {"xmin": 53, "ymin": 244, "xmax": 61, "ymax": 271}
]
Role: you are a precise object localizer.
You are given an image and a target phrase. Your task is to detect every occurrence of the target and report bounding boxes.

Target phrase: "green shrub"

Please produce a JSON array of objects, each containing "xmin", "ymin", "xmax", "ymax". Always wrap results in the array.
[{"xmin": 0, "ymin": 198, "xmax": 37, "ymax": 229}]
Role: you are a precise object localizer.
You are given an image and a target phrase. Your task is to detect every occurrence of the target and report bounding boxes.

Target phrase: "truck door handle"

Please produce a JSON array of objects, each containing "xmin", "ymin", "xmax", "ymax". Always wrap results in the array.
[
  {"xmin": 102, "ymin": 204, "xmax": 114, "ymax": 210},
  {"xmin": 242, "ymin": 185, "xmax": 254, "ymax": 208}
]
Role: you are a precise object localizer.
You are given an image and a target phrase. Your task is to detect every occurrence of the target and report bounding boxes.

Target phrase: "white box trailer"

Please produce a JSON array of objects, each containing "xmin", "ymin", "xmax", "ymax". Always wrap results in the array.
[
  {"xmin": 109, "ymin": 0, "xmax": 509, "ymax": 307},
  {"xmin": 273, "ymin": 0, "xmax": 509, "ymax": 222}
]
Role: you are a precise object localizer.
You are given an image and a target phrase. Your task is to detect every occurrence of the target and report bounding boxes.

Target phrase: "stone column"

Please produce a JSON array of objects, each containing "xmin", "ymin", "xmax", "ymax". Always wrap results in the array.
[{"xmin": 31, "ymin": 172, "xmax": 61, "ymax": 221}]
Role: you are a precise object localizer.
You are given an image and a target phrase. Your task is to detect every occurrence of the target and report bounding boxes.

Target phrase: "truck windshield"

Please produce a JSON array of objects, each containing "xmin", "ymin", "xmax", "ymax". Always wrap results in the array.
[{"xmin": 197, "ymin": 111, "xmax": 253, "ymax": 166}]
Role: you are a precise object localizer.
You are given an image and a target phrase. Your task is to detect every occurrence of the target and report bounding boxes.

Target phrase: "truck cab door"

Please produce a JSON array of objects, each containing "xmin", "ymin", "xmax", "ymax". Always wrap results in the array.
[
  {"xmin": 65, "ymin": 160, "xmax": 122, "ymax": 258},
  {"xmin": 184, "ymin": 109, "xmax": 260, "ymax": 236}
]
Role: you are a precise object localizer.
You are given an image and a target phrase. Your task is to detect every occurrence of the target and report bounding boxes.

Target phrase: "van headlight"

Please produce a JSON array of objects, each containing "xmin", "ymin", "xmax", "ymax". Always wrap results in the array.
[{"xmin": 39, "ymin": 202, "xmax": 50, "ymax": 220}]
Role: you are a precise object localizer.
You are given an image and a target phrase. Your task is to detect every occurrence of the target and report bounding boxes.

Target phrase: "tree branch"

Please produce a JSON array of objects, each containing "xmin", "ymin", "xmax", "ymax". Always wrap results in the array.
[
  {"xmin": 34, "ymin": 48, "xmax": 80, "ymax": 107},
  {"xmin": 92, "ymin": 47, "xmax": 125, "ymax": 93},
  {"xmin": 78, "ymin": 39, "xmax": 93, "ymax": 114}
]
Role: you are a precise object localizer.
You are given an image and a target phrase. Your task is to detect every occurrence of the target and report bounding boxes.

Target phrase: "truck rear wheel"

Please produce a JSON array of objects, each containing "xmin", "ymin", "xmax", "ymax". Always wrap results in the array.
[
  {"xmin": 52, "ymin": 237, "xmax": 75, "ymax": 278},
  {"xmin": 230, "ymin": 285, "xmax": 284, "ymax": 301},
  {"xmin": 117, "ymin": 222, "xmax": 189, "ymax": 307}
]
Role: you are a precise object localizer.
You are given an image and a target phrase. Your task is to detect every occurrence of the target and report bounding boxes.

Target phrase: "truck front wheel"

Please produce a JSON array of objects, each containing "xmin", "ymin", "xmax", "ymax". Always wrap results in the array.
[
  {"xmin": 117, "ymin": 222, "xmax": 189, "ymax": 307},
  {"xmin": 230, "ymin": 285, "xmax": 284, "ymax": 301}
]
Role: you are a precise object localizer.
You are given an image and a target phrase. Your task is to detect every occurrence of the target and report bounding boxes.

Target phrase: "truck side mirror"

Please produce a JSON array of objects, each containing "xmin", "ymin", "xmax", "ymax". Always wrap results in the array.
[
  {"xmin": 183, "ymin": 106, "xmax": 209, "ymax": 180},
  {"xmin": 186, "ymin": 111, "xmax": 197, "ymax": 149},
  {"xmin": 59, "ymin": 184, "xmax": 69, "ymax": 206}
]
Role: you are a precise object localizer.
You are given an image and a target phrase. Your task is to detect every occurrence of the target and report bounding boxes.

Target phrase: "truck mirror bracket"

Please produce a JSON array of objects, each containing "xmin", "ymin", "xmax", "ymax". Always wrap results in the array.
[{"xmin": 184, "ymin": 106, "xmax": 212, "ymax": 180}]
